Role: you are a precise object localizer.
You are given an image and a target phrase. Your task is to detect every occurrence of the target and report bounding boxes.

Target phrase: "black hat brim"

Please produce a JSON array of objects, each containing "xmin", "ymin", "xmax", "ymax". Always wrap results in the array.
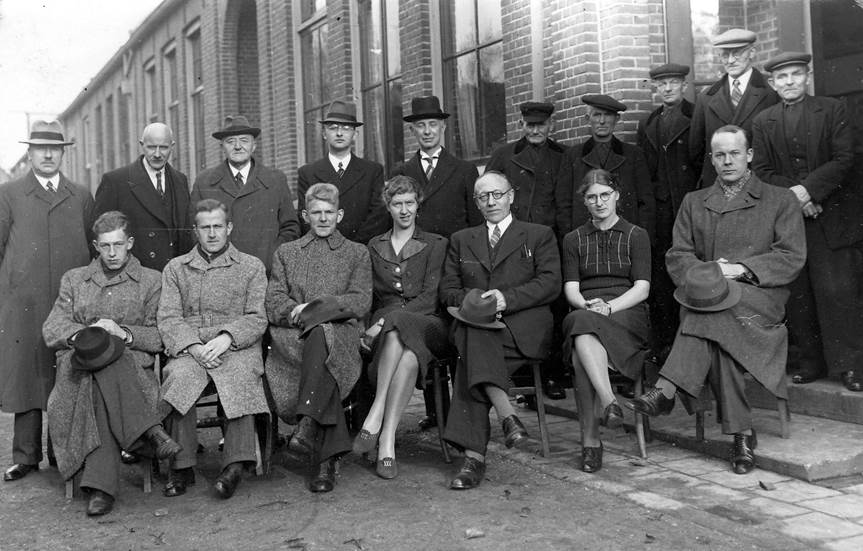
[
  {"xmin": 446, "ymin": 306, "xmax": 506, "ymax": 330},
  {"xmin": 71, "ymin": 335, "xmax": 126, "ymax": 372},
  {"xmin": 673, "ymin": 280, "xmax": 743, "ymax": 312},
  {"xmin": 212, "ymin": 127, "xmax": 262, "ymax": 140}
]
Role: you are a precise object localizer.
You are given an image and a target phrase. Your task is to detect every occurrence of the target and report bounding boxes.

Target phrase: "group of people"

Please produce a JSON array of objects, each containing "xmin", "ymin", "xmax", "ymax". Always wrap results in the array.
[{"xmin": 0, "ymin": 26, "xmax": 859, "ymax": 518}]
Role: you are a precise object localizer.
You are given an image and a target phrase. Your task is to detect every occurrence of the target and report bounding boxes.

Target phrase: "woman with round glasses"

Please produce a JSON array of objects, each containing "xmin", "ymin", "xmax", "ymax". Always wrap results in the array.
[{"xmin": 561, "ymin": 168, "xmax": 651, "ymax": 473}]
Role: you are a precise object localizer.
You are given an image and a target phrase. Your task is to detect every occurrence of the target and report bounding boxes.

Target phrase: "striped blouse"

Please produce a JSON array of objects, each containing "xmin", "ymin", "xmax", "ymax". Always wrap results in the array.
[{"xmin": 562, "ymin": 217, "xmax": 651, "ymax": 293}]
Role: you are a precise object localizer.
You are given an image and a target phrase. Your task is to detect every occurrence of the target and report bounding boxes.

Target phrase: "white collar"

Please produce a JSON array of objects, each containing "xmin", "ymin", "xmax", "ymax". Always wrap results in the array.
[
  {"xmin": 141, "ymin": 159, "xmax": 164, "ymax": 188},
  {"xmin": 229, "ymin": 161, "xmax": 251, "ymax": 182},
  {"xmin": 329, "ymin": 152, "xmax": 352, "ymax": 172},
  {"xmin": 33, "ymin": 172, "xmax": 59, "ymax": 191},
  {"xmin": 487, "ymin": 213, "xmax": 513, "ymax": 237},
  {"xmin": 729, "ymin": 67, "xmax": 753, "ymax": 94},
  {"xmin": 420, "ymin": 146, "xmax": 443, "ymax": 161}
]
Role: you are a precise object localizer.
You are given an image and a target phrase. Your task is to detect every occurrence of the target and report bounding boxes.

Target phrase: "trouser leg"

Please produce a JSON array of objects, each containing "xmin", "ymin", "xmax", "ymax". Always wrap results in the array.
[
  {"xmin": 12, "ymin": 409, "xmax": 42, "ymax": 465},
  {"xmin": 785, "ymin": 262, "xmax": 825, "ymax": 375},
  {"xmin": 713, "ymin": 346, "xmax": 751, "ymax": 434},
  {"xmin": 80, "ymin": 383, "xmax": 120, "ymax": 497},
  {"xmin": 169, "ymin": 409, "xmax": 198, "ymax": 470},
  {"xmin": 221, "ymin": 414, "xmax": 256, "ymax": 469},
  {"xmin": 659, "ymin": 332, "xmax": 713, "ymax": 397}
]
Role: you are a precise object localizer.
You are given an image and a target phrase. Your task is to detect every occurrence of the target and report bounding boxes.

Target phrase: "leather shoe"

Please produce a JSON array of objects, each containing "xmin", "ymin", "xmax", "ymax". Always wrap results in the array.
[
  {"xmin": 214, "ymin": 462, "xmax": 244, "ymax": 499},
  {"xmin": 376, "ymin": 457, "xmax": 397, "ymax": 479},
  {"xmin": 289, "ymin": 416, "xmax": 320, "ymax": 458},
  {"xmin": 120, "ymin": 450, "xmax": 140, "ymax": 464},
  {"xmin": 3, "ymin": 463, "xmax": 38, "ymax": 482},
  {"xmin": 145, "ymin": 425, "xmax": 182, "ymax": 460},
  {"xmin": 842, "ymin": 370, "xmax": 863, "ymax": 392},
  {"xmin": 163, "ymin": 467, "xmax": 195, "ymax": 497},
  {"xmin": 543, "ymin": 380, "xmax": 566, "ymax": 400},
  {"xmin": 352, "ymin": 429, "xmax": 380, "ymax": 455},
  {"xmin": 731, "ymin": 432, "xmax": 756, "ymax": 474},
  {"xmin": 450, "ymin": 456, "xmax": 486, "ymax": 490},
  {"xmin": 628, "ymin": 387, "xmax": 675, "ymax": 417},
  {"xmin": 791, "ymin": 366, "xmax": 825, "ymax": 385},
  {"xmin": 417, "ymin": 415, "xmax": 437, "ymax": 430},
  {"xmin": 581, "ymin": 442, "xmax": 603, "ymax": 473},
  {"xmin": 86, "ymin": 489, "xmax": 114, "ymax": 516},
  {"xmin": 309, "ymin": 459, "xmax": 337, "ymax": 493},
  {"xmin": 501, "ymin": 414, "xmax": 529, "ymax": 449},
  {"xmin": 601, "ymin": 401, "xmax": 624, "ymax": 430}
]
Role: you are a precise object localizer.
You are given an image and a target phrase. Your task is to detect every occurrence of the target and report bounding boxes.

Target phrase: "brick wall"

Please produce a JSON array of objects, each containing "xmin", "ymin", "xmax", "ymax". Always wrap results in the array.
[
  {"xmin": 501, "ymin": 0, "xmax": 534, "ymax": 137},
  {"xmin": 399, "ymin": 0, "xmax": 434, "ymax": 156}
]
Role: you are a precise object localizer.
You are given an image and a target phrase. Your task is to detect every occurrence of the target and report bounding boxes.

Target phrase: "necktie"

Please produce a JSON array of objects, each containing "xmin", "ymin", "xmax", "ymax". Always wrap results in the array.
[
  {"xmin": 489, "ymin": 224, "xmax": 501, "ymax": 248},
  {"xmin": 423, "ymin": 156, "xmax": 437, "ymax": 179},
  {"xmin": 46, "ymin": 181, "xmax": 56, "ymax": 193},
  {"xmin": 731, "ymin": 79, "xmax": 742, "ymax": 108},
  {"xmin": 337, "ymin": 162, "xmax": 345, "ymax": 180},
  {"xmin": 235, "ymin": 172, "xmax": 244, "ymax": 186},
  {"xmin": 156, "ymin": 171, "xmax": 164, "ymax": 197}
]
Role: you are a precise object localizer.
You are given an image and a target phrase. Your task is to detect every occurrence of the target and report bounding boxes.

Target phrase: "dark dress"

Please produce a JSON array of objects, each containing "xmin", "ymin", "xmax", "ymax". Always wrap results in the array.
[
  {"xmin": 367, "ymin": 228, "xmax": 450, "ymax": 385},
  {"xmin": 561, "ymin": 217, "xmax": 651, "ymax": 380}
]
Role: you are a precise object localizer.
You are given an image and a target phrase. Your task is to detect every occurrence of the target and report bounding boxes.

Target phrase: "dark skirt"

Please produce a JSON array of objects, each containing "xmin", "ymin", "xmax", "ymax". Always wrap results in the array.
[
  {"xmin": 368, "ymin": 309, "xmax": 451, "ymax": 386},
  {"xmin": 562, "ymin": 286, "xmax": 650, "ymax": 381}
]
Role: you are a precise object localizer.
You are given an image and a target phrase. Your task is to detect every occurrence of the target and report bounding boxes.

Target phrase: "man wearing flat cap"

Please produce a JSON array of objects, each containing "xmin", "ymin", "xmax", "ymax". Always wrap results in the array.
[
  {"xmin": 752, "ymin": 52, "xmax": 863, "ymax": 391},
  {"xmin": 689, "ymin": 28, "xmax": 778, "ymax": 187},
  {"xmin": 297, "ymin": 100, "xmax": 388, "ymax": 244},
  {"xmin": 556, "ymin": 95, "xmax": 654, "ymax": 240},
  {"xmin": 637, "ymin": 64, "xmax": 699, "ymax": 361},
  {"xmin": 0, "ymin": 120, "xmax": 94, "ymax": 482},
  {"xmin": 630, "ymin": 125, "xmax": 805, "ymax": 475},
  {"xmin": 190, "ymin": 115, "xmax": 300, "ymax": 274}
]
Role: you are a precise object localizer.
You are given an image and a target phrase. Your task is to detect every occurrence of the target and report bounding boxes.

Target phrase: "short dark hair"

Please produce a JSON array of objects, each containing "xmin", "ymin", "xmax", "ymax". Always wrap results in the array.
[
  {"xmin": 194, "ymin": 198, "xmax": 231, "ymax": 224},
  {"xmin": 711, "ymin": 124, "xmax": 750, "ymax": 149},
  {"xmin": 577, "ymin": 168, "xmax": 620, "ymax": 196},
  {"xmin": 382, "ymin": 175, "xmax": 424, "ymax": 205},
  {"xmin": 92, "ymin": 211, "xmax": 131, "ymax": 238}
]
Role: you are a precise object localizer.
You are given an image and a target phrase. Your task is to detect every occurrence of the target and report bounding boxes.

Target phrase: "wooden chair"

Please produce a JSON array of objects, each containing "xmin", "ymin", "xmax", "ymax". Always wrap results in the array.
[
  {"xmin": 427, "ymin": 357, "xmax": 453, "ymax": 463},
  {"xmin": 609, "ymin": 367, "xmax": 650, "ymax": 459},
  {"xmin": 508, "ymin": 361, "xmax": 551, "ymax": 457},
  {"xmin": 195, "ymin": 392, "xmax": 273, "ymax": 475},
  {"xmin": 693, "ymin": 372, "xmax": 791, "ymax": 441}
]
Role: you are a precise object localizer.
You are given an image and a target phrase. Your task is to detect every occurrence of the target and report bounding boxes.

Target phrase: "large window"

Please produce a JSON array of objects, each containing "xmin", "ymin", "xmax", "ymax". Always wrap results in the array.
[
  {"xmin": 300, "ymin": 20, "xmax": 331, "ymax": 162},
  {"xmin": 164, "ymin": 42, "xmax": 181, "ymax": 169},
  {"xmin": 144, "ymin": 58, "xmax": 159, "ymax": 123},
  {"xmin": 95, "ymin": 104, "xmax": 104, "ymax": 175},
  {"xmin": 300, "ymin": 0, "xmax": 326, "ymax": 21},
  {"xmin": 104, "ymin": 94, "xmax": 115, "ymax": 170},
  {"xmin": 118, "ymin": 87, "xmax": 131, "ymax": 165},
  {"xmin": 359, "ymin": 0, "xmax": 403, "ymax": 172},
  {"xmin": 441, "ymin": 0, "xmax": 505, "ymax": 161},
  {"xmin": 186, "ymin": 25, "xmax": 205, "ymax": 175}
]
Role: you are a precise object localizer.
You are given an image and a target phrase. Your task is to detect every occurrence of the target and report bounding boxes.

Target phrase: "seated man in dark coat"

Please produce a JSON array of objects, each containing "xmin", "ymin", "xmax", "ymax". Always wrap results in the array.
[
  {"xmin": 630, "ymin": 125, "xmax": 805, "ymax": 475},
  {"xmin": 440, "ymin": 171, "xmax": 561, "ymax": 490}
]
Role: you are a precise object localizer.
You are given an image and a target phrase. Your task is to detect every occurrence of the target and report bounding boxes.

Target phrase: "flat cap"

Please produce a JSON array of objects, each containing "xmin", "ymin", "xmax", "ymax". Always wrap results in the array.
[
  {"xmin": 582, "ymin": 94, "xmax": 627, "ymax": 114},
  {"xmin": 764, "ymin": 51, "xmax": 812, "ymax": 72},
  {"xmin": 519, "ymin": 101, "xmax": 555, "ymax": 123},
  {"xmin": 712, "ymin": 28, "xmax": 757, "ymax": 48},
  {"xmin": 649, "ymin": 63, "xmax": 690, "ymax": 80}
]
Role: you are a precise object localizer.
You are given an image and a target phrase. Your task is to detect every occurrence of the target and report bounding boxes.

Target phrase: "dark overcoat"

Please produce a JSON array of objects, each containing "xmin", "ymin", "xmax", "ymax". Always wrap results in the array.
[
  {"xmin": 439, "ymin": 219, "xmax": 561, "ymax": 360},
  {"xmin": 555, "ymin": 137, "xmax": 655, "ymax": 240},
  {"xmin": 666, "ymin": 175, "xmax": 806, "ymax": 398},
  {"xmin": 265, "ymin": 231, "xmax": 372, "ymax": 423},
  {"xmin": 485, "ymin": 137, "xmax": 568, "ymax": 233},
  {"xmin": 689, "ymin": 70, "xmax": 779, "ymax": 186},
  {"xmin": 390, "ymin": 148, "xmax": 482, "ymax": 238},
  {"xmin": 94, "ymin": 157, "xmax": 193, "ymax": 270},
  {"xmin": 297, "ymin": 154, "xmax": 388, "ymax": 244},
  {"xmin": 0, "ymin": 171, "xmax": 93, "ymax": 413},
  {"xmin": 190, "ymin": 160, "xmax": 300, "ymax": 272},
  {"xmin": 43, "ymin": 256, "xmax": 162, "ymax": 479}
]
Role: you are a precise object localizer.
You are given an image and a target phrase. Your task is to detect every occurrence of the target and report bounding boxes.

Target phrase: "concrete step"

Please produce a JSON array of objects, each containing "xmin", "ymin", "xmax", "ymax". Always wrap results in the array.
[
  {"xmin": 645, "ymin": 403, "xmax": 863, "ymax": 482},
  {"xmin": 746, "ymin": 378, "xmax": 863, "ymax": 425}
]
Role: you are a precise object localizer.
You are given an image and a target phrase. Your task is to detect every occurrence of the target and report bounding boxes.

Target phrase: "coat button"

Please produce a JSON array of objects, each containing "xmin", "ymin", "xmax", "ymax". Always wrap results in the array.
[
  {"xmin": 149, "ymin": 252, "xmax": 156, "ymax": 258},
  {"xmin": 148, "ymin": 232, "xmax": 156, "ymax": 238},
  {"xmin": 394, "ymin": 281, "xmax": 402, "ymax": 289},
  {"xmin": 394, "ymin": 266, "xmax": 400, "ymax": 274}
]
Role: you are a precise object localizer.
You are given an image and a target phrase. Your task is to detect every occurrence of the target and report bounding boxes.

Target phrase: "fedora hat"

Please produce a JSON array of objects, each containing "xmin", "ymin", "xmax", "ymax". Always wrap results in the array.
[
  {"xmin": 71, "ymin": 326, "xmax": 126, "ymax": 372},
  {"xmin": 211, "ymin": 115, "xmax": 261, "ymax": 140},
  {"xmin": 319, "ymin": 100, "xmax": 363, "ymax": 127},
  {"xmin": 447, "ymin": 289, "xmax": 505, "ymax": 330},
  {"xmin": 403, "ymin": 96, "xmax": 450, "ymax": 122},
  {"xmin": 19, "ymin": 120, "xmax": 74, "ymax": 146},
  {"xmin": 673, "ymin": 262, "xmax": 742, "ymax": 313},
  {"xmin": 298, "ymin": 295, "xmax": 355, "ymax": 337}
]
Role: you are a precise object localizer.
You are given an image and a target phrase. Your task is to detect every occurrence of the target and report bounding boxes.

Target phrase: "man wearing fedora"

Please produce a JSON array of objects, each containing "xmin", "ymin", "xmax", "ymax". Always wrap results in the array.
[
  {"xmin": 637, "ymin": 64, "xmax": 699, "ymax": 362},
  {"xmin": 689, "ymin": 28, "xmax": 778, "ymax": 187},
  {"xmin": 297, "ymin": 100, "xmax": 388, "ymax": 244},
  {"xmin": 0, "ymin": 120, "xmax": 94, "ymax": 482},
  {"xmin": 752, "ymin": 52, "xmax": 863, "ymax": 391},
  {"xmin": 555, "ymin": 94, "xmax": 654, "ymax": 241},
  {"xmin": 94, "ymin": 122, "xmax": 192, "ymax": 272},
  {"xmin": 630, "ymin": 125, "xmax": 805, "ymax": 474},
  {"xmin": 440, "ymin": 171, "xmax": 561, "ymax": 489},
  {"xmin": 190, "ymin": 115, "xmax": 300, "ymax": 274}
]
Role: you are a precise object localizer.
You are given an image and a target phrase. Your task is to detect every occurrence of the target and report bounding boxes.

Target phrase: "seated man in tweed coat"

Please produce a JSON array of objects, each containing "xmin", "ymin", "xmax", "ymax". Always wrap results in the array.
[{"xmin": 158, "ymin": 199, "xmax": 269, "ymax": 500}]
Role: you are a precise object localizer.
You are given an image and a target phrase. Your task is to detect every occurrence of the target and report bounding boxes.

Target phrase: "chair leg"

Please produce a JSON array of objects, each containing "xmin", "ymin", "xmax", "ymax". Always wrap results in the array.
[
  {"xmin": 65, "ymin": 479, "xmax": 74, "ymax": 499},
  {"xmin": 777, "ymin": 398, "xmax": 791, "ymax": 439},
  {"xmin": 142, "ymin": 462, "xmax": 152, "ymax": 493},
  {"xmin": 432, "ymin": 363, "xmax": 452, "ymax": 464},
  {"xmin": 633, "ymin": 376, "xmax": 648, "ymax": 459},
  {"xmin": 695, "ymin": 411, "xmax": 705, "ymax": 441},
  {"xmin": 531, "ymin": 363, "xmax": 550, "ymax": 457}
]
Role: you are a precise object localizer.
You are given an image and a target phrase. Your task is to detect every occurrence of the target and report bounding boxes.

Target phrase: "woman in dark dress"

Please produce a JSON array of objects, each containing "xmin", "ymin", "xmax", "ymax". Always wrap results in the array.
[
  {"xmin": 353, "ymin": 176, "xmax": 449, "ymax": 479},
  {"xmin": 561, "ymin": 169, "xmax": 651, "ymax": 473}
]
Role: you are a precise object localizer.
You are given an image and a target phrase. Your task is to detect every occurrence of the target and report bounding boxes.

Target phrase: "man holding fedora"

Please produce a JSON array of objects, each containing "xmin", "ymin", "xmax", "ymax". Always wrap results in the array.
[
  {"xmin": 752, "ymin": 52, "xmax": 863, "ymax": 391},
  {"xmin": 630, "ymin": 125, "xmax": 805, "ymax": 474},
  {"xmin": 190, "ymin": 115, "xmax": 300, "ymax": 274},
  {"xmin": 689, "ymin": 28, "xmax": 778, "ymax": 187},
  {"xmin": 440, "ymin": 171, "xmax": 561, "ymax": 490},
  {"xmin": 1, "ymin": 120, "xmax": 94, "ymax": 482},
  {"xmin": 297, "ymin": 99, "xmax": 388, "ymax": 244}
]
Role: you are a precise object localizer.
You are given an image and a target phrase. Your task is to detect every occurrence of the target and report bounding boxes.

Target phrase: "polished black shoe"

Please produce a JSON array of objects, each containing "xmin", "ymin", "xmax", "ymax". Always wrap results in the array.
[
  {"xmin": 581, "ymin": 442, "xmax": 603, "ymax": 473},
  {"xmin": 417, "ymin": 415, "xmax": 437, "ymax": 431},
  {"xmin": 501, "ymin": 414, "xmax": 529, "ymax": 449},
  {"xmin": 791, "ymin": 366, "xmax": 825, "ymax": 385},
  {"xmin": 309, "ymin": 459, "xmax": 337, "ymax": 493},
  {"xmin": 120, "ymin": 450, "xmax": 140, "ymax": 464},
  {"xmin": 214, "ymin": 462, "xmax": 244, "ymax": 499},
  {"xmin": 3, "ymin": 463, "xmax": 38, "ymax": 482},
  {"xmin": 289, "ymin": 416, "xmax": 320, "ymax": 458},
  {"xmin": 450, "ymin": 456, "xmax": 486, "ymax": 490},
  {"xmin": 163, "ymin": 467, "xmax": 195, "ymax": 497},
  {"xmin": 628, "ymin": 387, "xmax": 675, "ymax": 417},
  {"xmin": 145, "ymin": 425, "xmax": 182, "ymax": 460},
  {"xmin": 86, "ymin": 489, "xmax": 115, "ymax": 516},
  {"xmin": 601, "ymin": 401, "xmax": 624, "ymax": 430},
  {"xmin": 730, "ymin": 432, "xmax": 756, "ymax": 474},
  {"xmin": 543, "ymin": 380, "xmax": 566, "ymax": 400},
  {"xmin": 842, "ymin": 370, "xmax": 863, "ymax": 392}
]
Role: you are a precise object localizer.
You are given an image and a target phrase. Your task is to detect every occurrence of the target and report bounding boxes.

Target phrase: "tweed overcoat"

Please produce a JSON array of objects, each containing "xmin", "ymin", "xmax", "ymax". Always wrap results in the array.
[
  {"xmin": 439, "ymin": 219, "xmax": 561, "ymax": 360},
  {"xmin": 190, "ymin": 160, "xmax": 300, "ymax": 273},
  {"xmin": 158, "ymin": 244, "xmax": 269, "ymax": 419},
  {"xmin": 0, "ymin": 171, "xmax": 93, "ymax": 413},
  {"xmin": 43, "ymin": 255, "xmax": 162, "ymax": 479},
  {"xmin": 94, "ymin": 157, "xmax": 193, "ymax": 270},
  {"xmin": 485, "ymin": 137, "xmax": 569, "ymax": 232},
  {"xmin": 390, "ymin": 148, "xmax": 482, "ymax": 238},
  {"xmin": 666, "ymin": 175, "xmax": 806, "ymax": 398},
  {"xmin": 265, "ymin": 231, "xmax": 372, "ymax": 424}
]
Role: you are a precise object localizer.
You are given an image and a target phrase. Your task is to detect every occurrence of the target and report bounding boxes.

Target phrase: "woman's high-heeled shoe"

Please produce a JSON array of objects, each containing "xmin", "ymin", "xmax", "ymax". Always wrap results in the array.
[
  {"xmin": 352, "ymin": 429, "xmax": 380, "ymax": 455},
  {"xmin": 582, "ymin": 442, "xmax": 603, "ymax": 473},
  {"xmin": 601, "ymin": 401, "xmax": 624, "ymax": 430}
]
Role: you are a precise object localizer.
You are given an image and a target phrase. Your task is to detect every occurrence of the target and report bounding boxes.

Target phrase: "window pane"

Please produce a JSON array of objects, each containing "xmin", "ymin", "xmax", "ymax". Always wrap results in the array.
[
  {"xmin": 359, "ymin": 0, "xmax": 383, "ymax": 86},
  {"xmin": 119, "ymin": 90, "xmax": 130, "ymax": 164},
  {"xmin": 447, "ymin": 54, "xmax": 480, "ymax": 159},
  {"xmin": 689, "ymin": 1, "xmax": 725, "ymax": 86},
  {"xmin": 388, "ymin": 79, "xmax": 404, "ymax": 164},
  {"xmin": 304, "ymin": 108, "xmax": 325, "ymax": 163},
  {"xmin": 385, "ymin": 0, "xmax": 401, "ymax": 77},
  {"xmin": 479, "ymin": 43, "xmax": 506, "ymax": 154},
  {"xmin": 301, "ymin": 0, "xmax": 326, "ymax": 20},
  {"xmin": 170, "ymin": 105, "xmax": 180, "ymax": 170},
  {"xmin": 443, "ymin": 0, "xmax": 477, "ymax": 55},
  {"xmin": 193, "ymin": 92, "xmax": 206, "ymax": 170},
  {"xmin": 105, "ymin": 95, "xmax": 115, "ymax": 170},
  {"xmin": 362, "ymin": 85, "xmax": 386, "ymax": 165},
  {"xmin": 477, "ymin": 0, "xmax": 502, "ymax": 44},
  {"xmin": 301, "ymin": 32, "xmax": 321, "ymax": 105}
]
